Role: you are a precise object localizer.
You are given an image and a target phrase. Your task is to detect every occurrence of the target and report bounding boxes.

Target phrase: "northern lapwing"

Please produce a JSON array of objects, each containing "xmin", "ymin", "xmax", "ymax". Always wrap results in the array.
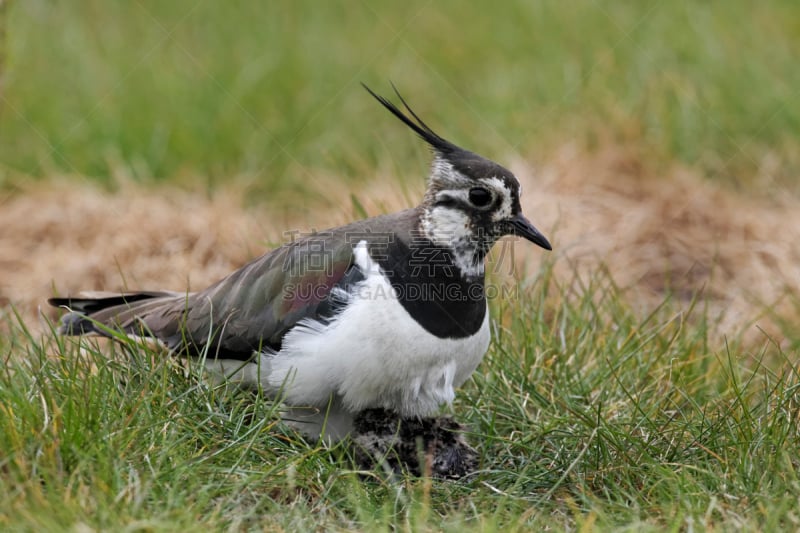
[{"xmin": 48, "ymin": 86, "xmax": 552, "ymax": 445}]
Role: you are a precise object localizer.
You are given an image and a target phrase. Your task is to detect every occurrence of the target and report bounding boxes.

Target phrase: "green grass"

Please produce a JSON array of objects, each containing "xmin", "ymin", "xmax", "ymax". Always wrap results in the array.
[
  {"xmin": 3, "ymin": 1, "xmax": 800, "ymax": 193},
  {"xmin": 3, "ymin": 2, "xmax": 800, "ymax": 530},
  {"xmin": 2, "ymin": 263, "xmax": 799, "ymax": 531}
]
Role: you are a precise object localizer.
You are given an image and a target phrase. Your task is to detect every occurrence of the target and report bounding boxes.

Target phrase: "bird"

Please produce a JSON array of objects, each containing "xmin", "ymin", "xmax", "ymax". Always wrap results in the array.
[
  {"xmin": 352, "ymin": 407, "xmax": 479, "ymax": 479},
  {"xmin": 48, "ymin": 85, "xmax": 552, "ymax": 444}
]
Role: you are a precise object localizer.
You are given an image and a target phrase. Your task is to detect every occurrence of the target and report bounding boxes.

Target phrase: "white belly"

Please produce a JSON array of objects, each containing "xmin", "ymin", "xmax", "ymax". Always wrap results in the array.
[{"xmin": 206, "ymin": 241, "xmax": 491, "ymax": 418}]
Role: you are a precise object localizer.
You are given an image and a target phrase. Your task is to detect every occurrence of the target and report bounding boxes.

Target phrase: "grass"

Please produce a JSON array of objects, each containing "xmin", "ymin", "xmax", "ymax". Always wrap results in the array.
[
  {"xmin": 3, "ymin": 1, "xmax": 800, "ymax": 530},
  {"xmin": 2, "ymin": 1, "xmax": 800, "ymax": 194},
  {"xmin": 2, "ymin": 262, "xmax": 799, "ymax": 531}
]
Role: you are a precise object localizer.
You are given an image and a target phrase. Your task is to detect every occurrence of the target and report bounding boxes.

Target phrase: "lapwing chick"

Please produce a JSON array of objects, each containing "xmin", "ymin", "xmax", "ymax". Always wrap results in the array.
[{"xmin": 352, "ymin": 408, "xmax": 478, "ymax": 479}]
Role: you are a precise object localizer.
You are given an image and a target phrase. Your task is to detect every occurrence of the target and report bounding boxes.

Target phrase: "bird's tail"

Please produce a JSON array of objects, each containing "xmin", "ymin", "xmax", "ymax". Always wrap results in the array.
[{"xmin": 48, "ymin": 291, "xmax": 183, "ymax": 336}]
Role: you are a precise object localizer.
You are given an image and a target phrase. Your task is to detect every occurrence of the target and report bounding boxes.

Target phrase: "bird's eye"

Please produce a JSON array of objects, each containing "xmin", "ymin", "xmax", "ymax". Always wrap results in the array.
[{"xmin": 468, "ymin": 187, "xmax": 492, "ymax": 207}]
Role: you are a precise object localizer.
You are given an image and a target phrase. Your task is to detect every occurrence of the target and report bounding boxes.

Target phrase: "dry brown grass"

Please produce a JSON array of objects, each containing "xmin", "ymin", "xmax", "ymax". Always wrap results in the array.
[
  {"xmin": 521, "ymin": 144, "xmax": 800, "ymax": 343},
  {"xmin": 2, "ymin": 145, "xmax": 797, "ymax": 345}
]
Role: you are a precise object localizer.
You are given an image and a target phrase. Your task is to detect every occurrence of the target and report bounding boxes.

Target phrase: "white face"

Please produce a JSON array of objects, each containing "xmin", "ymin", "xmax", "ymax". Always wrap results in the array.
[
  {"xmin": 420, "ymin": 159, "xmax": 521, "ymax": 277},
  {"xmin": 483, "ymin": 176, "xmax": 515, "ymax": 222},
  {"xmin": 422, "ymin": 203, "xmax": 472, "ymax": 247},
  {"xmin": 421, "ymin": 205, "xmax": 483, "ymax": 277}
]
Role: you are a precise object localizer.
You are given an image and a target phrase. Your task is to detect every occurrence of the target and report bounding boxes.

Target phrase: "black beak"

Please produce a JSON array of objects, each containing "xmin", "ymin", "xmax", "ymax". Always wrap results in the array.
[{"xmin": 510, "ymin": 213, "xmax": 552, "ymax": 250}]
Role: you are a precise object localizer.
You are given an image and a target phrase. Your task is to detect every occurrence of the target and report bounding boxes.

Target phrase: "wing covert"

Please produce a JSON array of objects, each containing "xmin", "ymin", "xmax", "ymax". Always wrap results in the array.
[{"xmin": 152, "ymin": 232, "xmax": 358, "ymax": 359}]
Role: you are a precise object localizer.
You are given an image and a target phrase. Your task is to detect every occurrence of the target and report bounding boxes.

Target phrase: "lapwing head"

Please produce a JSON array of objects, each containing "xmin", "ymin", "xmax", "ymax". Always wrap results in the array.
[{"xmin": 364, "ymin": 85, "xmax": 551, "ymax": 276}]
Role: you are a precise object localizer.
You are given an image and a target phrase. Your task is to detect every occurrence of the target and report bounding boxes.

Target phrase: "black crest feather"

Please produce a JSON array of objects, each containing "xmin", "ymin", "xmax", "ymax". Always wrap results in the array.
[{"xmin": 362, "ymin": 83, "xmax": 461, "ymax": 155}]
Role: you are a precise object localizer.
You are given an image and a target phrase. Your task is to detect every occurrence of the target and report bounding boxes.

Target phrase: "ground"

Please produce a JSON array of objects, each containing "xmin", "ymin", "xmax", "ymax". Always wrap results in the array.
[
  {"xmin": 2, "ymin": 1, "xmax": 800, "ymax": 531},
  {"xmin": 2, "ymin": 143, "xmax": 799, "ymax": 531}
]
